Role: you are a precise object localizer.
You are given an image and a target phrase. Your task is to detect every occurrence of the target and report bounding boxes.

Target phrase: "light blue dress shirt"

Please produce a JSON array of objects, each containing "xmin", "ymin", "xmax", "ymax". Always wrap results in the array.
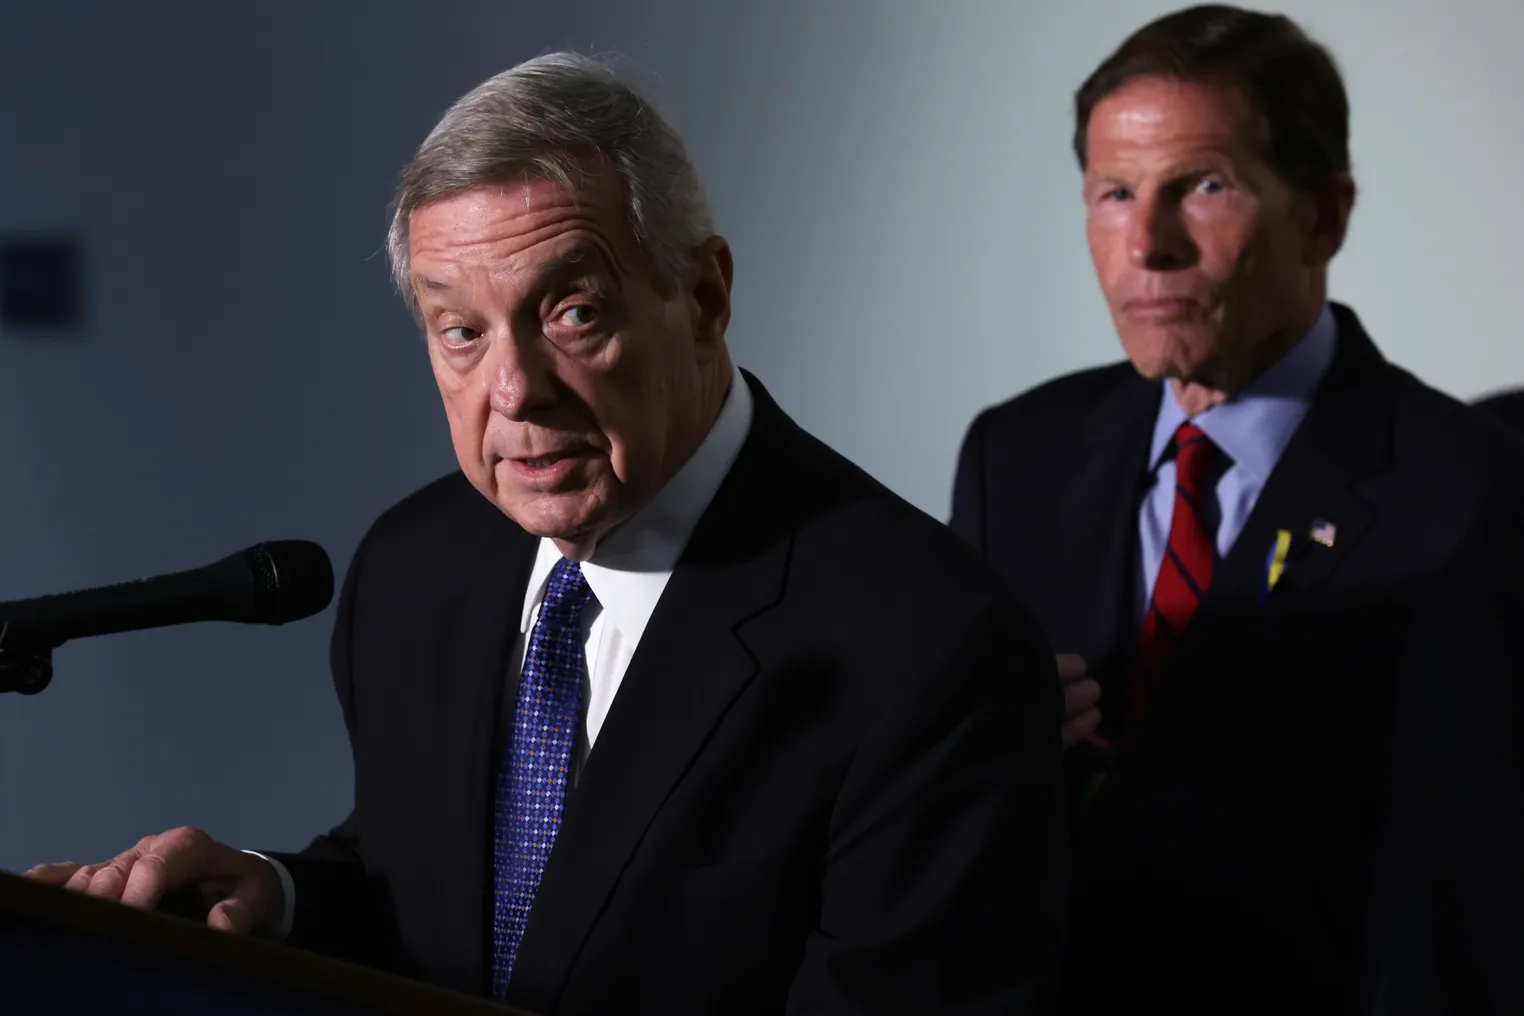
[{"xmin": 1137, "ymin": 304, "xmax": 1339, "ymax": 613}]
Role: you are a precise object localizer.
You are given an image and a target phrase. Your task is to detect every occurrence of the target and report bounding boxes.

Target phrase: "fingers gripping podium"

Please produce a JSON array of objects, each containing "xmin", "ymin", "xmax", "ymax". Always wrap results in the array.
[{"xmin": 0, "ymin": 870, "xmax": 536, "ymax": 1015}]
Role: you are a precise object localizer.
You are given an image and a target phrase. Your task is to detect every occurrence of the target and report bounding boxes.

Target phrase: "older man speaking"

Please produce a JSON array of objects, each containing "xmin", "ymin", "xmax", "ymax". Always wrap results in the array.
[{"xmin": 27, "ymin": 54, "xmax": 1066, "ymax": 1015}]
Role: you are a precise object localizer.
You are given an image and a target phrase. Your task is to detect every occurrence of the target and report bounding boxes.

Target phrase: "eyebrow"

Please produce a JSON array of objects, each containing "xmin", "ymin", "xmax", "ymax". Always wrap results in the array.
[
  {"xmin": 1087, "ymin": 156, "xmax": 1238, "ymax": 187},
  {"xmin": 531, "ymin": 243, "xmax": 621, "ymax": 288}
]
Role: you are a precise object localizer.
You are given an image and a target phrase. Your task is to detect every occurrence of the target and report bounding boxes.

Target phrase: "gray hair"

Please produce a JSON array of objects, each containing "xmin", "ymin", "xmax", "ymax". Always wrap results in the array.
[{"xmin": 386, "ymin": 52, "xmax": 714, "ymax": 318}]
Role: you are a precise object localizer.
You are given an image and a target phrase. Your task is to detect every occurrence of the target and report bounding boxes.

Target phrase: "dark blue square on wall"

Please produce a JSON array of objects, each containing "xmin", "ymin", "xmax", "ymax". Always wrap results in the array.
[{"xmin": 1, "ymin": 236, "xmax": 84, "ymax": 332}]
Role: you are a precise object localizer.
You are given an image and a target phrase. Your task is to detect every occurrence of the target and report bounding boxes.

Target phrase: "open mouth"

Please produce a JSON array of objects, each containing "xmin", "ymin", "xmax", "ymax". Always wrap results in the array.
[{"xmin": 506, "ymin": 449, "xmax": 591, "ymax": 484}]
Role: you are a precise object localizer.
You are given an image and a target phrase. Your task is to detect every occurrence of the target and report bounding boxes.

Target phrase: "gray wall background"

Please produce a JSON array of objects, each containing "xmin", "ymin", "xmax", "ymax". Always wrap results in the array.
[{"xmin": 2, "ymin": 0, "xmax": 1521, "ymax": 872}]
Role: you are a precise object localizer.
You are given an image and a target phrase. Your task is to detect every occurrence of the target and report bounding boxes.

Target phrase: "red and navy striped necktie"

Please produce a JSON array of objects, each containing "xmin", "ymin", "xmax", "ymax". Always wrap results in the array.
[{"xmin": 1130, "ymin": 422, "xmax": 1220, "ymax": 734}]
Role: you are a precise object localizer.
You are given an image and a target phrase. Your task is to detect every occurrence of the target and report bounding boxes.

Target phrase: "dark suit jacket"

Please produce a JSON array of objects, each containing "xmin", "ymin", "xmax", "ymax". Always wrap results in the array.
[
  {"xmin": 1475, "ymin": 388, "xmax": 1524, "ymax": 433},
  {"xmin": 950, "ymin": 304, "xmax": 1524, "ymax": 1014},
  {"xmin": 270, "ymin": 372, "xmax": 1067, "ymax": 1016},
  {"xmin": 1362, "ymin": 519, "xmax": 1524, "ymax": 1016},
  {"xmin": 1361, "ymin": 381, "xmax": 1524, "ymax": 1016}
]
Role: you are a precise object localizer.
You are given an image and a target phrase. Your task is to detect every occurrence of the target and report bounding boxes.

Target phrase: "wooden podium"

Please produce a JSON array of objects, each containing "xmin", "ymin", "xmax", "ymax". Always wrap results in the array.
[{"xmin": 0, "ymin": 869, "xmax": 534, "ymax": 1014}]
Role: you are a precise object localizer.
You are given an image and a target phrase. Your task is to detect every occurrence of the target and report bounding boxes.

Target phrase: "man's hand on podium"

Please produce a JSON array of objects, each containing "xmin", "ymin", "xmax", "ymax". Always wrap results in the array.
[{"xmin": 23, "ymin": 826, "xmax": 285, "ymax": 936}]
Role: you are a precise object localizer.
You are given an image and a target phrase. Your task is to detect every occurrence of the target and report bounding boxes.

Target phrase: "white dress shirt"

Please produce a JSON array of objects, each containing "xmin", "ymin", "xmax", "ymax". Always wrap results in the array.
[{"xmin": 252, "ymin": 362, "xmax": 754, "ymax": 939}]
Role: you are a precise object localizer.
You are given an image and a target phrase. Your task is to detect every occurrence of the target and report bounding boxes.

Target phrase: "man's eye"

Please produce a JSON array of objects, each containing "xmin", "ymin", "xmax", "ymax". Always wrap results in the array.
[
  {"xmin": 1103, "ymin": 187, "xmax": 1133, "ymax": 202},
  {"xmin": 556, "ymin": 305, "xmax": 597, "ymax": 328},
  {"xmin": 442, "ymin": 326, "xmax": 481, "ymax": 344},
  {"xmin": 1196, "ymin": 178, "xmax": 1225, "ymax": 195}
]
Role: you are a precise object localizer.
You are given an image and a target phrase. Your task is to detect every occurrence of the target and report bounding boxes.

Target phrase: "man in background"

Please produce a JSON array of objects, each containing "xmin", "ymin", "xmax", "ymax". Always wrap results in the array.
[
  {"xmin": 29, "ymin": 53, "xmax": 1066, "ymax": 1015},
  {"xmin": 951, "ymin": 5, "xmax": 1524, "ymax": 1012}
]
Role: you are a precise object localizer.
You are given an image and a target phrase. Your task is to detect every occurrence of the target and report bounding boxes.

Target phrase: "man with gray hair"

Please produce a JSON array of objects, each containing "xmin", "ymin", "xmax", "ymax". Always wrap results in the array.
[{"xmin": 27, "ymin": 53, "xmax": 1067, "ymax": 1014}]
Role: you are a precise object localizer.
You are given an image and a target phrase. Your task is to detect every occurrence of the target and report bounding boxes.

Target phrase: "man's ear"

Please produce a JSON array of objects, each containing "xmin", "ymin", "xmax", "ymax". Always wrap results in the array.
[
  {"xmin": 1305, "ymin": 171, "xmax": 1356, "ymax": 267},
  {"xmin": 688, "ymin": 236, "xmax": 733, "ymax": 357}
]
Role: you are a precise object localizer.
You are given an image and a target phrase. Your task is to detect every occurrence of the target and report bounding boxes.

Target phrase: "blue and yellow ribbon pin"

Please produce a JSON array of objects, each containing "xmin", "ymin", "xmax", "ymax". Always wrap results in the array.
[{"xmin": 1261, "ymin": 528, "xmax": 1293, "ymax": 603}]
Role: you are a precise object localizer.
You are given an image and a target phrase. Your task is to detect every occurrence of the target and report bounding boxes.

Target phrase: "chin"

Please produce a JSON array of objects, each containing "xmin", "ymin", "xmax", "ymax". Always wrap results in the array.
[
  {"xmin": 1119, "ymin": 329, "xmax": 1213, "ymax": 383},
  {"xmin": 504, "ymin": 497, "xmax": 592, "ymax": 539},
  {"xmin": 503, "ymin": 488, "xmax": 619, "ymax": 545}
]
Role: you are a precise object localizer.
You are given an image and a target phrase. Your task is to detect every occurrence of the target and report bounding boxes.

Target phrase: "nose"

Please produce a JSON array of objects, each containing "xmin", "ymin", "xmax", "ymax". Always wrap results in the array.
[
  {"xmin": 1127, "ymin": 191, "xmax": 1196, "ymax": 271},
  {"xmin": 487, "ymin": 331, "xmax": 559, "ymax": 422}
]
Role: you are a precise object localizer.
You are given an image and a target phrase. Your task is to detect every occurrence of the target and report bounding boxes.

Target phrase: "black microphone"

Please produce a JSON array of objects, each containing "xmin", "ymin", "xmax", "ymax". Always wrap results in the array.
[{"xmin": 0, "ymin": 540, "xmax": 334, "ymax": 653}]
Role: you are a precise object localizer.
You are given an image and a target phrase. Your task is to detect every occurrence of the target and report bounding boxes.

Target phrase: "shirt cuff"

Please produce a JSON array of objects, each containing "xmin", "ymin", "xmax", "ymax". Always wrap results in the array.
[{"xmin": 241, "ymin": 849, "xmax": 295, "ymax": 940}]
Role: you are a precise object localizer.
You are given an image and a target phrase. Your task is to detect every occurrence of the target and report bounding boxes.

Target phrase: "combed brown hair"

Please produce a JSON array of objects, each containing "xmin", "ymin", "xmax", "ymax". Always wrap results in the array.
[{"xmin": 1073, "ymin": 5, "xmax": 1349, "ymax": 191}]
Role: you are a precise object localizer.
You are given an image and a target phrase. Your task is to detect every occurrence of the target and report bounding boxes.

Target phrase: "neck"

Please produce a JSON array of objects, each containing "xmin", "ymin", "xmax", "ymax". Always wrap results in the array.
[
  {"xmin": 553, "ymin": 534, "xmax": 601, "ymax": 562},
  {"xmin": 1168, "ymin": 378, "xmax": 1233, "ymax": 418}
]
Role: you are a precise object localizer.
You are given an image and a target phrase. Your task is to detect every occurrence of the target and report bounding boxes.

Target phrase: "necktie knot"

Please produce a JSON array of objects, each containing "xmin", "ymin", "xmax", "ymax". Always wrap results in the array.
[
  {"xmin": 1172, "ymin": 422, "xmax": 1218, "ymax": 494},
  {"xmin": 540, "ymin": 558, "xmax": 596, "ymax": 625}
]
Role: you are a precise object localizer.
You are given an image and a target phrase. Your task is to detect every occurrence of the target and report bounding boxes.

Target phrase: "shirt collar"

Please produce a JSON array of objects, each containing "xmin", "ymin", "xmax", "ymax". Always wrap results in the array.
[
  {"xmin": 1148, "ymin": 303, "xmax": 1339, "ymax": 480},
  {"xmin": 520, "ymin": 361, "xmax": 755, "ymax": 639}
]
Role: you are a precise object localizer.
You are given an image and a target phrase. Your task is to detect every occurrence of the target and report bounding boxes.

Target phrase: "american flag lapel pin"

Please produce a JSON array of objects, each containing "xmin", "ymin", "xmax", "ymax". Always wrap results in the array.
[{"xmin": 1310, "ymin": 519, "xmax": 1337, "ymax": 548}]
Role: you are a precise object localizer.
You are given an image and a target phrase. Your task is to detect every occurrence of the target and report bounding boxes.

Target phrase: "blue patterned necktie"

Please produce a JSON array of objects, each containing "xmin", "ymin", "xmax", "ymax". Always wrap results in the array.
[{"xmin": 491, "ymin": 557, "xmax": 596, "ymax": 996}]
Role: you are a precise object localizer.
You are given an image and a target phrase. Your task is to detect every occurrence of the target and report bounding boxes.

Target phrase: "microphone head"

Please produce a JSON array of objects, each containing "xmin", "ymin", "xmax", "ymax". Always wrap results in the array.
[{"xmin": 242, "ymin": 541, "xmax": 334, "ymax": 623}]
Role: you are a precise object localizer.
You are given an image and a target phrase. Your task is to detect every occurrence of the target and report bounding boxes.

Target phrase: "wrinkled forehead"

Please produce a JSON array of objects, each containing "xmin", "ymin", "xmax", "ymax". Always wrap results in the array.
[
  {"xmin": 407, "ymin": 170, "xmax": 639, "ymax": 292},
  {"xmin": 410, "ymin": 162, "xmax": 623, "ymax": 244}
]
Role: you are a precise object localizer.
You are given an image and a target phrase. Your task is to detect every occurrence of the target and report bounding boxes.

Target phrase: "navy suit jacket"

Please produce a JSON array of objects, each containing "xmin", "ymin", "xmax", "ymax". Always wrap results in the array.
[
  {"xmin": 951, "ymin": 305, "xmax": 1524, "ymax": 1014},
  {"xmin": 267, "ymin": 372, "xmax": 1068, "ymax": 1015}
]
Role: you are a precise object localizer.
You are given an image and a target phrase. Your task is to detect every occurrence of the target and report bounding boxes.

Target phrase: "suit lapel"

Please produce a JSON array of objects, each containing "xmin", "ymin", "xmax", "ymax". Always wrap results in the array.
[
  {"xmin": 503, "ymin": 378, "xmax": 795, "ymax": 1013},
  {"xmin": 1154, "ymin": 307, "xmax": 1394, "ymax": 720},
  {"xmin": 429, "ymin": 500, "xmax": 537, "ymax": 993},
  {"xmin": 1199, "ymin": 305, "xmax": 1393, "ymax": 620},
  {"xmin": 1206, "ymin": 448, "xmax": 1375, "ymax": 616},
  {"xmin": 1059, "ymin": 372, "xmax": 1161, "ymax": 690}
]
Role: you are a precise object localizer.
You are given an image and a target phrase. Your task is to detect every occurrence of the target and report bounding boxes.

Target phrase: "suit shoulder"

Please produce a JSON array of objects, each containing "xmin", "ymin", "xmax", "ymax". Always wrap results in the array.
[
  {"xmin": 1384, "ymin": 365, "xmax": 1524, "ymax": 481},
  {"xmin": 366, "ymin": 471, "xmax": 484, "ymax": 536},
  {"xmin": 787, "ymin": 428, "xmax": 1040, "ymax": 615},
  {"xmin": 1475, "ymin": 386, "xmax": 1524, "ymax": 423},
  {"xmin": 1475, "ymin": 388, "xmax": 1524, "ymax": 432},
  {"xmin": 355, "ymin": 470, "xmax": 521, "ymax": 573},
  {"xmin": 966, "ymin": 361, "xmax": 1139, "ymax": 439},
  {"xmin": 771, "ymin": 435, "xmax": 1057, "ymax": 704}
]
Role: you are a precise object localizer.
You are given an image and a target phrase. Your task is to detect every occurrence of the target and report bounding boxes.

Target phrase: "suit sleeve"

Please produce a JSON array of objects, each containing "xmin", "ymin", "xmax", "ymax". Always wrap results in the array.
[
  {"xmin": 262, "ymin": 525, "xmax": 405, "ymax": 970},
  {"xmin": 950, "ymin": 410, "xmax": 990, "ymax": 552},
  {"xmin": 1362, "ymin": 510, "xmax": 1524, "ymax": 1016},
  {"xmin": 784, "ymin": 593, "xmax": 1068, "ymax": 1015}
]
